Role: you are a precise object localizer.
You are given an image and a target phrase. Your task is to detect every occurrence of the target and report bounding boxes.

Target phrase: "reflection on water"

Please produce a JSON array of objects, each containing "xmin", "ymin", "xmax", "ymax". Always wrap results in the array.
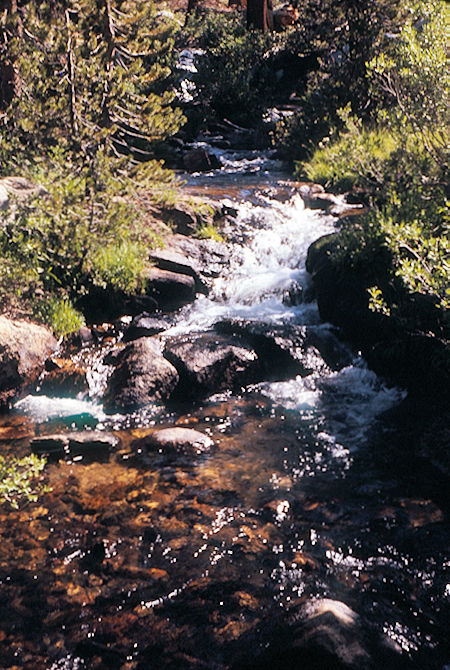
[{"xmin": 1, "ymin": 159, "xmax": 448, "ymax": 670}]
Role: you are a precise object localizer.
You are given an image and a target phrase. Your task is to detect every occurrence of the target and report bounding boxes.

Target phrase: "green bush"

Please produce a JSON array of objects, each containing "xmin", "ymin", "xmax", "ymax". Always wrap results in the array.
[
  {"xmin": 185, "ymin": 13, "xmax": 275, "ymax": 125},
  {"xmin": 0, "ymin": 454, "xmax": 49, "ymax": 509},
  {"xmin": 89, "ymin": 242, "xmax": 146, "ymax": 294},
  {"xmin": 298, "ymin": 105, "xmax": 397, "ymax": 192},
  {"xmin": 34, "ymin": 296, "xmax": 85, "ymax": 338}
]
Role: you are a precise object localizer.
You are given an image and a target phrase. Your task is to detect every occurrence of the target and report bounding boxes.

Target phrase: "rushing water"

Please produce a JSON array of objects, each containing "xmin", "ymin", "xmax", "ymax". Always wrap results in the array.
[{"xmin": 1, "ymin": 150, "xmax": 449, "ymax": 670}]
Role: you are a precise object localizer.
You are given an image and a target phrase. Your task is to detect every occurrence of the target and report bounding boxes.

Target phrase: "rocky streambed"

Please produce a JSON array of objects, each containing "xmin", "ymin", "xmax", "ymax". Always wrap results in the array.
[{"xmin": 0, "ymin": 151, "xmax": 449, "ymax": 670}]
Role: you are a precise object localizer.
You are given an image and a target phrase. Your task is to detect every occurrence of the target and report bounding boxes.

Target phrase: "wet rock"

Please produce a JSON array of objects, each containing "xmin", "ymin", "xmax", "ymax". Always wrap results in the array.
[
  {"xmin": 0, "ymin": 316, "xmax": 57, "ymax": 408},
  {"xmin": 145, "ymin": 267, "xmax": 196, "ymax": 311},
  {"xmin": 137, "ymin": 427, "xmax": 214, "ymax": 456},
  {"xmin": 122, "ymin": 313, "xmax": 172, "ymax": 342},
  {"xmin": 164, "ymin": 332, "xmax": 260, "ymax": 398},
  {"xmin": 150, "ymin": 233, "xmax": 229, "ymax": 288},
  {"xmin": 31, "ymin": 431, "xmax": 118, "ymax": 459},
  {"xmin": 216, "ymin": 319, "xmax": 352, "ymax": 377},
  {"xmin": 68, "ymin": 325, "xmax": 95, "ymax": 348},
  {"xmin": 78, "ymin": 286, "xmax": 159, "ymax": 323},
  {"xmin": 39, "ymin": 358, "xmax": 89, "ymax": 397},
  {"xmin": 306, "ymin": 233, "xmax": 450, "ymax": 399},
  {"xmin": 149, "ymin": 246, "xmax": 208, "ymax": 294},
  {"xmin": 160, "ymin": 203, "xmax": 197, "ymax": 236},
  {"xmin": 238, "ymin": 597, "xmax": 403, "ymax": 670},
  {"xmin": 305, "ymin": 192, "xmax": 342, "ymax": 210},
  {"xmin": 103, "ymin": 337, "xmax": 179, "ymax": 411},
  {"xmin": 297, "ymin": 182, "xmax": 325, "ymax": 200},
  {"xmin": 183, "ymin": 147, "xmax": 221, "ymax": 172}
]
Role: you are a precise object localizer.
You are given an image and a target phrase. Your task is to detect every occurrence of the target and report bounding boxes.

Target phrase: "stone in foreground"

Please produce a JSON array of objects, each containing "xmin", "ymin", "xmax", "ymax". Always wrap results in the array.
[
  {"xmin": 139, "ymin": 427, "xmax": 214, "ymax": 456},
  {"xmin": 103, "ymin": 337, "xmax": 179, "ymax": 411},
  {"xmin": 31, "ymin": 431, "xmax": 118, "ymax": 459},
  {"xmin": 164, "ymin": 332, "xmax": 260, "ymax": 398},
  {"xmin": 0, "ymin": 316, "xmax": 57, "ymax": 407}
]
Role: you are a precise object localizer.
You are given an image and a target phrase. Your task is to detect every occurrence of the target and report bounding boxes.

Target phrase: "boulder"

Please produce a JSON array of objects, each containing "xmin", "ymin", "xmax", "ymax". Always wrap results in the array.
[
  {"xmin": 160, "ymin": 204, "xmax": 197, "ymax": 236},
  {"xmin": 183, "ymin": 147, "xmax": 221, "ymax": 172},
  {"xmin": 136, "ymin": 427, "xmax": 214, "ymax": 456},
  {"xmin": 306, "ymin": 233, "xmax": 450, "ymax": 400},
  {"xmin": 164, "ymin": 332, "xmax": 260, "ymax": 398},
  {"xmin": 31, "ymin": 431, "xmax": 118, "ymax": 460},
  {"xmin": 237, "ymin": 597, "xmax": 402, "ymax": 670},
  {"xmin": 0, "ymin": 316, "xmax": 58, "ymax": 408},
  {"xmin": 150, "ymin": 234, "xmax": 229, "ymax": 288},
  {"xmin": 78, "ymin": 286, "xmax": 159, "ymax": 323},
  {"xmin": 216, "ymin": 319, "xmax": 353, "ymax": 377},
  {"xmin": 103, "ymin": 337, "xmax": 179, "ymax": 411},
  {"xmin": 148, "ymin": 246, "xmax": 209, "ymax": 294},
  {"xmin": 0, "ymin": 176, "xmax": 47, "ymax": 201},
  {"xmin": 145, "ymin": 266, "xmax": 197, "ymax": 311},
  {"xmin": 0, "ymin": 184, "xmax": 8, "ymax": 210}
]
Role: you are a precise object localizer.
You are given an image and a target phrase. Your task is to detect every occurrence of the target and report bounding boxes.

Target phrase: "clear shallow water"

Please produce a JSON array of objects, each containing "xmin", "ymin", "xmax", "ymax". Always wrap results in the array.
[{"xmin": 1, "ymin": 155, "xmax": 449, "ymax": 670}]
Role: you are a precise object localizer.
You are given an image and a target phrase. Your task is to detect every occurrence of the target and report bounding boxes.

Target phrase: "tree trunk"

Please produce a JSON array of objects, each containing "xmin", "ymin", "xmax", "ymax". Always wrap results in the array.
[
  {"xmin": 247, "ymin": 0, "xmax": 272, "ymax": 32},
  {"xmin": 187, "ymin": 0, "xmax": 201, "ymax": 14}
]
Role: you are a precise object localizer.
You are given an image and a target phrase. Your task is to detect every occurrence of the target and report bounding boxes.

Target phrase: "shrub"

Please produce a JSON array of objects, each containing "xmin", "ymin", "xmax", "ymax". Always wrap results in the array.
[
  {"xmin": 34, "ymin": 296, "xmax": 85, "ymax": 338},
  {"xmin": 89, "ymin": 242, "xmax": 146, "ymax": 294},
  {"xmin": 298, "ymin": 105, "xmax": 397, "ymax": 192},
  {"xmin": 0, "ymin": 454, "xmax": 49, "ymax": 509},
  {"xmin": 185, "ymin": 12, "xmax": 275, "ymax": 125}
]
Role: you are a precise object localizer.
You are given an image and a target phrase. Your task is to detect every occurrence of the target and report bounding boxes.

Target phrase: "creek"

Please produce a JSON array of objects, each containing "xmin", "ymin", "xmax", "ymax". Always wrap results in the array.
[{"xmin": 0, "ymin": 146, "xmax": 448, "ymax": 670}]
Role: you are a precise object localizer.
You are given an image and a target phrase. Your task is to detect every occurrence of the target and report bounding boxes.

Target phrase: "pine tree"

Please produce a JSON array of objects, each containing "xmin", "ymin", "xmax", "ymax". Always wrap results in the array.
[
  {"xmin": 1, "ymin": 0, "xmax": 184, "ymax": 168},
  {"xmin": 0, "ymin": 1, "xmax": 185, "ymax": 310}
]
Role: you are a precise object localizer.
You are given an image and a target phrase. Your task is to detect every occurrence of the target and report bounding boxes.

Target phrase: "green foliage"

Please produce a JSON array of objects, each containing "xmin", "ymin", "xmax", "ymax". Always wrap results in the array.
[
  {"xmin": 295, "ymin": 0, "xmax": 449, "ymax": 336},
  {"xmin": 185, "ymin": 12, "xmax": 275, "ymax": 125},
  {"xmin": 89, "ymin": 242, "xmax": 146, "ymax": 293},
  {"xmin": 367, "ymin": 0, "xmax": 448, "ymax": 168},
  {"xmin": 0, "ymin": 453, "xmax": 49, "ymax": 509},
  {"xmin": 195, "ymin": 223, "xmax": 224, "ymax": 242},
  {"xmin": 298, "ymin": 105, "xmax": 397, "ymax": 191},
  {"xmin": 0, "ymin": 1, "xmax": 184, "ymax": 317},
  {"xmin": 379, "ymin": 211, "xmax": 450, "ymax": 311},
  {"xmin": 33, "ymin": 296, "xmax": 85, "ymax": 338},
  {"xmin": 1, "ymin": 0, "xmax": 184, "ymax": 164}
]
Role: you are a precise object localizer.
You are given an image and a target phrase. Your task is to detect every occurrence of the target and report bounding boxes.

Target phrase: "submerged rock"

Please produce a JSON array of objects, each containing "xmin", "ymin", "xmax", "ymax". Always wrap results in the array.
[
  {"xmin": 137, "ymin": 427, "xmax": 214, "ymax": 456},
  {"xmin": 31, "ymin": 431, "xmax": 118, "ymax": 459},
  {"xmin": 103, "ymin": 337, "xmax": 179, "ymax": 411},
  {"xmin": 0, "ymin": 316, "xmax": 57, "ymax": 408},
  {"xmin": 164, "ymin": 332, "xmax": 260, "ymax": 398}
]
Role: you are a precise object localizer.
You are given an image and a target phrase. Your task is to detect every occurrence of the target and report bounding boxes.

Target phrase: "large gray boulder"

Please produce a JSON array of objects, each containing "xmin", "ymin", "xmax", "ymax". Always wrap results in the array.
[
  {"xmin": 216, "ymin": 319, "xmax": 353, "ymax": 378},
  {"xmin": 0, "ymin": 316, "xmax": 57, "ymax": 407},
  {"xmin": 103, "ymin": 337, "xmax": 179, "ymax": 411},
  {"xmin": 164, "ymin": 332, "xmax": 260, "ymax": 399}
]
